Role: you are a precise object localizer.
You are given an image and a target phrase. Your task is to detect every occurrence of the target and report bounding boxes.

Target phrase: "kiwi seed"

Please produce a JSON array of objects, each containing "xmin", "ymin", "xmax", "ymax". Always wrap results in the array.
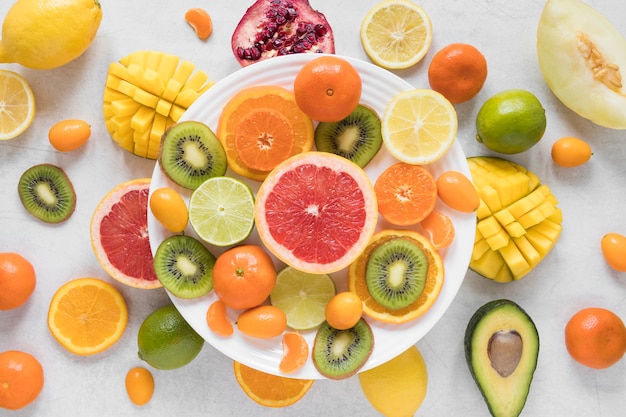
[
  {"xmin": 153, "ymin": 235, "xmax": 216, "ymax": 299},
  {"xmin": 365, "ymin": 237, "xmax": 428, "ymax": 310},
  {"xmin": 312, "ymin": 318, "xmax": 374, "ymax": 379},
  {"xmin": 314, "ymin": 104, "xmax": 383, "ymax": 168},
  {"xmin": 17, "ymin": 163, "xmax": 76, "ymax": 223},
  {"xmin": 158, "ymin": 120, "xmax": 227, "ymax": 190}
]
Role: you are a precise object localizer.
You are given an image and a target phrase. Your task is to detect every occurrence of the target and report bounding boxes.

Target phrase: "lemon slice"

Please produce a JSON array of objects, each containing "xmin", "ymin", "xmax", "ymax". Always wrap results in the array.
[
  {"xmin": 188, "ymin": 176, "xmax": 255, "ymax": 247},
  {"xmin": 360, "ymin": 0, "xmax": 433, "ymax": 70},
  {"xmin": 269, "ymin": 266, "xmax": 336, "ymax": 331},
  {"xmin": 382, "ymin": 89, "xmax": 457, "ymax": 165},
  {"xmin": 0, "ymin": 70, "xmax": 35, "ymax": 140}
]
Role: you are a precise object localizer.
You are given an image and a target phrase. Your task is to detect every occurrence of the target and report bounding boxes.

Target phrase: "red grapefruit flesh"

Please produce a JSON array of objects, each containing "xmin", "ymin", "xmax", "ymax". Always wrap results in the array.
[
  {"xmin": 255, "ymin": 152, "xmax": 378, "ymax": 274},
  {"xmin": 90, "ymin": 178, "xmax": 161, "ymax": 289}
]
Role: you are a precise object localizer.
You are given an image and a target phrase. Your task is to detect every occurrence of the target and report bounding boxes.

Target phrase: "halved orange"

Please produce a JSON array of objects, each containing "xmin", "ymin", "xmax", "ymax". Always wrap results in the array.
[
  {"xmin": 47, "ymin": 277, "xmax": 128, "ymax": 355},
  {"xmin": 233, "ymin": 361, "xmax": 314, "ymax": 408},
  {"xmin": 217, "ymin": 85, "xmax": 314, "ymax": 181},
  {"xmin": 348, "ymin": 229, "xmax": 444, "ymax": 324}
]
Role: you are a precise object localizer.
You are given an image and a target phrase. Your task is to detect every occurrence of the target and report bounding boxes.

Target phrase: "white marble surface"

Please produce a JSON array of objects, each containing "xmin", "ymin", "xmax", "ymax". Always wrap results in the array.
[{"xmin": 1, "ymin": 0, "xmax": 626, "ymax": 416}]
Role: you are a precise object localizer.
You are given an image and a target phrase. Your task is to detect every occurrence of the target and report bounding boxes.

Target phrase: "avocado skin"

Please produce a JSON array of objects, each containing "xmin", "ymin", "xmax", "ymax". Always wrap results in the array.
[{"xmin": 464, "ymin": 299, "xmax": 539, "ymax": 417}]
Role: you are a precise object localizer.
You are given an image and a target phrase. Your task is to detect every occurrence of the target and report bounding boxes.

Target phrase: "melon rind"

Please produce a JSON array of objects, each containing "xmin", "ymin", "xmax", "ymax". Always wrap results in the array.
[{"xmin": 536, "ymin": 0, "xmax": 626, "ymax": 129}]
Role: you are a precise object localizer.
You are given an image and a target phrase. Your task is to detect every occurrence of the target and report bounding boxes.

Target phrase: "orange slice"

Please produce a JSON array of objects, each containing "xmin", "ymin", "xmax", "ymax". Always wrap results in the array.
[
  {"xmin": 47, "ymin": 277, "xmax": 128, "ymax": 355},
  {"xmin": 348, "ymin": 229, "xmax": 444, "ymax": 324},
  {"xmin": 233, "ymin": 361, "xmax": 314, "ymax": 408},
  {"xmin": 217, "ymin": 85, "xmax": 314, "ymax": 181}
]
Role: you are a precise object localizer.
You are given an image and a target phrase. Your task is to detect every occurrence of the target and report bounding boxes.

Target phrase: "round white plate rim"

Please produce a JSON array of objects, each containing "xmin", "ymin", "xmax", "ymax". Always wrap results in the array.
[{"xmin": 148, "ymin": 53, "xmax": 475, "ymax": 380}]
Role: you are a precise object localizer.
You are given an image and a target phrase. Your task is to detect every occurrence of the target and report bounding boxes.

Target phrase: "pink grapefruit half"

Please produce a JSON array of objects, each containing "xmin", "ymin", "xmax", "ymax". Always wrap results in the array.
[
  {"xmin": 90, "ymin": 178, "xmax": 161, "ymax": 289},
  {"xmin": 255, "ymin": 152, "xmax": 378, "ymax": 274}
]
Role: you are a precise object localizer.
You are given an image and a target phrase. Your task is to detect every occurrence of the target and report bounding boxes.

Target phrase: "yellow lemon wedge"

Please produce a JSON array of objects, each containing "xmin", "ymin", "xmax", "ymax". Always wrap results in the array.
[{"xmin": 0, "ymin": 70, "xmax": 35, "ymax": 140}]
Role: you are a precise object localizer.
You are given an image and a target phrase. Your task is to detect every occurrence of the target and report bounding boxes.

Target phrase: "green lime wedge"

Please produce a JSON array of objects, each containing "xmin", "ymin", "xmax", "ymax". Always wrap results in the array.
[
  {"xmin": 270, "ymin": 266, "xmax": 336, "ymax": 330},
  {"xmin": 188, "ymin": 176, "xmax": 255, "ymax": 247}
]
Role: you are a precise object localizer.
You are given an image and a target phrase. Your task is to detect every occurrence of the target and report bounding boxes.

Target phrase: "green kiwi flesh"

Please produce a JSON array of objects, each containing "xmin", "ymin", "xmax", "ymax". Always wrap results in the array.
[
  {"xmin": 365, "ymin": 237, "xmax": 428, "ymax": 310},
  {"xmin": 158, "ymin": 120, "xmax": 227, "ymax": 190},
  {"xmin": 17, "ymin": 164, "xmax": 76, "ymax": 223},
  {"xmin": 314, "ymin": 104, "xmax": 382, "ymax": 168},
  {"xmin": 312, "ymin": 318, "xmax": 374, "ymax": 379},
  {"xmin": 153, "ymin": 235, "xmax": 216, "ymax": 298}
]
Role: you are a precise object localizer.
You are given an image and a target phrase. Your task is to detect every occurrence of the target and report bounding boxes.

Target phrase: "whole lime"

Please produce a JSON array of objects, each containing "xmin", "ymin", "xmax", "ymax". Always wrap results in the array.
[
  {"xmin": 137, "ymin": 304, "xmax": 204, "ymax": 370},
  {"xmin": 475, "ymin": 89, "xmax": 546, "ymax": 154}
]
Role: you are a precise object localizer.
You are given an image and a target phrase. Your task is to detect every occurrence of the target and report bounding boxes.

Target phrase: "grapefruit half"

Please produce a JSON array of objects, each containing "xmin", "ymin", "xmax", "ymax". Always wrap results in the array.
[
  {"xmin": 255, "ymin": 152, "xmax": 378, "ymax": 274},
  {"xmin": 90, "ymin": 178, "xmax": 161, "ymax": 289}
]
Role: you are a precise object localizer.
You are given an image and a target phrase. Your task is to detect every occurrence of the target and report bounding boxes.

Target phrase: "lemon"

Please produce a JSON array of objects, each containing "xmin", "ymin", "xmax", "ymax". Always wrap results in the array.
[
  {"xmin": 0, "ymin": 0, "xmax": 102, "ymax": 70},
  {"xmin": 382, "ymin": 88, "xmax": 458, "ymax": 165},
  {"xmin": 360, "ymin": 0, "xmax": 433, "ymax": 70},
  {"xmin": 137, "ymin": 304, "xmax": 204, "ymax": 370},
  {"xmin": 358, "ymin": 345, "xmax": 428, "ymax": 417},
  {"xmin": 269, "ymin": 266, "xmax": 336, "ymax": 330},
  {"xmin": 476, "ymin": 89, "xmax": 547, "ymax": 154},
  {"xmin": 0, "ymin": 70, "xmax": 35, "ymax": 140},
  {"xmin": 188, "ymin": 176, "xmax": 255, "ymax": 247}
]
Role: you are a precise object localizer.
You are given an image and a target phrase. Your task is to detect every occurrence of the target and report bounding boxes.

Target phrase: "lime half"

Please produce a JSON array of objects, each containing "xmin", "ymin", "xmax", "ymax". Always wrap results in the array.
[
  {"xmin": 188, "ymin": 176, "xmax": 255, "ymax": 247},
  {"xmin": 270, "ymin": 266, "xmax": 336, "ymax": 330}
]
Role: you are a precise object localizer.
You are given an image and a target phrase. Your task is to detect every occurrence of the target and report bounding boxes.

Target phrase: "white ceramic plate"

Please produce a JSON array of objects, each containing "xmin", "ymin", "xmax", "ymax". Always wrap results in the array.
[{"xmin": 148, "ymin": 53, "xmax": 475, "ymax": 380}]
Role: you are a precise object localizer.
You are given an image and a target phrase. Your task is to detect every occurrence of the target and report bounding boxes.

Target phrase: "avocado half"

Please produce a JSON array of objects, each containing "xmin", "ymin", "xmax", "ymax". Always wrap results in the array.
[{"xmin": 464, "ymin": 299, "xmax": 539, "ymax": 417}]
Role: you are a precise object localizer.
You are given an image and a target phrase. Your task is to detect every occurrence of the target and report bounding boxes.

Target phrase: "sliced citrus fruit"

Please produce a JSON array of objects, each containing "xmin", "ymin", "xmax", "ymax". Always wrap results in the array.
[
  {"xmin": 255, "ymin": 151, "xmax": 378, "ymax": 274},
  {"xmin": 348, "ymin": 229, "xmax": 444, "ymax": 324},
  {"xmin": 420, "ymin": 211, "xmax": 455, "ymax": 250},
  {"xmin": 47, "ymin": 277, "xmax": 128, "ymax": 355},
  {"xmin": 280, "ymin": 332, "xmax": 309, "ymax": 374},
  {"xmin": 374, "ymin": 162, "xmax": 437, "ymax": 226},
  {"xmin": 90, "ymin": 178, "xmax": 161, "ymax": 289},
  {"xmin": 269, "ymin": 265, "xmax": 336, "ymax": 331},
  {"xmin": 188, "ymin": 176, "xmax": 255, "ymax": 247},
  {"xmin": 382, "ymin": 88, "xmax": 457, "ymax": 165},
  {"xmin": 0, "ymin": 70, "xmax": 35, "ymax": 140},
  {"xmin": 360, "ymin": 0, "xmax": 433, "ymax": 70},
  {"xmin": 233, "ymin": 360, "xmax": 314, "ymax": 407},
  {"xmin": 217, "ymin": 85, "xmax": 314, "ymax": 181}
]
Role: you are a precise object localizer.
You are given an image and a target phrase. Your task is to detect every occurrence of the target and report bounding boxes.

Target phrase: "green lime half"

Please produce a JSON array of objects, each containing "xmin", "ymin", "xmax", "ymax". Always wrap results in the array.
[
  {"xmin": 475, "ymin": 89, "xmax": 547, "ymax": 154},
  {"xmin": 269, "ymin": 266, "xmax": 336, "ymax": 330},
  {"xmin": 188, "ymin": 176, "xmax": 255, "ymax": 247}
]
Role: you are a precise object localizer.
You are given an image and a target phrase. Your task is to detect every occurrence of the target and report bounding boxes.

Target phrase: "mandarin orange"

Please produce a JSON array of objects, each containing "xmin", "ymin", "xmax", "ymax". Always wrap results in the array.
[
  {"xmin": 0, "ymin": 350, "xmax": 44, "ymax": 410},
  {"xmin": 0, "ymin": 253, "xmax": 36, "ymax": 310}
]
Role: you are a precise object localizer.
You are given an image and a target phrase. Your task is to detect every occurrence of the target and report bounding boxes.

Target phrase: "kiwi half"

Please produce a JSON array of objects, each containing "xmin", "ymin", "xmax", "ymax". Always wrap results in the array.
[
  {"xmin": 158, "ymin": 120, "xmax": 227, "ymax": 190},
  {"xmin": 312, "ymin": 318, "xmax": 374, "ymax": 379},
  {"xmin": 314, "ymin": 104, "xmax": 382, "ymax": 168},
  {"xmin": 17, "ymin": 164, "xmax": 76, "ymax": 223},
  {"xmin": 153, "ymin": 235, "xmax": 216, "ymax": 299},
  {"xmin": 365, "ymin": 237, "xmax": 428, "ymax": 310}
]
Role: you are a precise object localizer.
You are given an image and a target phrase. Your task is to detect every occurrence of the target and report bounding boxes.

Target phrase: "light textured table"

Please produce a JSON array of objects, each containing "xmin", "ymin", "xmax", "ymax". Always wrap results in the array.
[{"xmin": 1, "ymin": 1, "xmax": 625, "ymax": 416}]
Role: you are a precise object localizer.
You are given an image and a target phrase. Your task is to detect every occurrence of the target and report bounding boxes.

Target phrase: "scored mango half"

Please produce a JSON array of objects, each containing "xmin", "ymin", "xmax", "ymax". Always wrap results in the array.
[
  {"xmin": 103, "ymin": 50, "xmax": 214, "ymax": 159},
  {"xmin": 468, "ymin": 156, "xmax": 562, "ymax": 282}
]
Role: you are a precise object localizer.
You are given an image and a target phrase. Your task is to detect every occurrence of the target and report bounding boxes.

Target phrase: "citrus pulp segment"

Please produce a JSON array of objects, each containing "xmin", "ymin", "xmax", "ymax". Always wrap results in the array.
[
  {"xmin": 0, "ymin": 70, "xmax": 35, "ymax": 140},
  {"xmin": 47, "ymin": 277, "xmax": 128, "ymax": 356},
  {"xmin": 269, "ymin": 266, "xmax": 336, "ymax": 330},
  {"xmin": 360, "ymin": 0, "xmax": 433, "ymax": 70},
  {"xmin": 348, "ymin": 229, "xmax": 444, "ymax": 324},
  {"xmin": 382, "ymin": 89, "xmax": 457, "ymax": 165},
  {"xmin": 189, "ymin": 176, "xmax": 255, "ymax": 247},
  {"xmin": 255, "ymin": 151, "xmax": 378, "ymax": 274},
  {"xmin": 90, "ymin": 178, "xmax": 161, "ymax": 289}
]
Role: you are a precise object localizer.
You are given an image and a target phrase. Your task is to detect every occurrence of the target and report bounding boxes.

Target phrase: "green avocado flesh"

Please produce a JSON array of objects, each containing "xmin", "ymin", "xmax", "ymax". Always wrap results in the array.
[{"xmin": 464, "ymin": 299, "xmax": 539, "ymax": 417}]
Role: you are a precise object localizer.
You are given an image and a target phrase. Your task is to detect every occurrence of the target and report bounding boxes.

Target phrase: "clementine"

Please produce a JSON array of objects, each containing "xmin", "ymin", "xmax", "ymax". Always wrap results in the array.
[
  {"xmin": 293, "ymin": 55, "xmax": 362, "ymax": 122},
  {"xmin": 420, "ymin": 211, "xmax": 455, "ymax": 250},
  {"xmin": 279, "ymin": 332, "xmax": 309, "ymax": 374},
  {"xmin": 212, "ymin": 245, "xmax": 277, "ymax": 310},
  {"xmin": 0, "ymin": 350, "xmax": 44, "ymax": 410},
  {"xmin": 428, "ymin": 43, "xmax": 488, "ymax": 104},
  {"xmin": 565, "ymin": 307, "xmax": 626, "ymax": 369},
  {"xmin": 0, "ymin": 252, "xmax": 36, "ymax": 310}
]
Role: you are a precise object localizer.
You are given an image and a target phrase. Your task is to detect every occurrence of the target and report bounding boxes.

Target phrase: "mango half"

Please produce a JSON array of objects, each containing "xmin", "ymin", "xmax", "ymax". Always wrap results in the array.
[
  {"xmin": 537, "ymin": 0, "xmax": 626, "ymax": 129},
  {"xmin": 468, "ymin": 157, "xmax": 562, "ymax": 282}
]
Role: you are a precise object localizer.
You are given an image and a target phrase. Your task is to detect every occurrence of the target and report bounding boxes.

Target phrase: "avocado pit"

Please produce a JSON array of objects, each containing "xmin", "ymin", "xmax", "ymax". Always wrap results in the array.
[{"xmin": 488, "ymin": 330, "xmax": 523, "ymax": 377}]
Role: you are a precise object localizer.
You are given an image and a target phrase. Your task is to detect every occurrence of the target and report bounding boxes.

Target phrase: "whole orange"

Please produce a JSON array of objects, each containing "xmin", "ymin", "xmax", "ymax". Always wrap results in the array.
[
  {"xmin": 428, "ymin": 43, "xmax": 488, "ymax": 104},
  {"xmin": 0, "ymin": 253, "xmax": 36, "ymax": 310},
  {"xmin": 565, "ymin": 307, "xmax": 626, "ymax": 369},
  {"xmin": 293, "ymin": 55, "xmax": 362, "ymax": 122},
  {"xmin": 212, "ymin": 245, "xmax": 276, "ymax": 310},
  {"xmin": 0, "ymin": 350, "xmax": 44, "ymax": 410}
]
